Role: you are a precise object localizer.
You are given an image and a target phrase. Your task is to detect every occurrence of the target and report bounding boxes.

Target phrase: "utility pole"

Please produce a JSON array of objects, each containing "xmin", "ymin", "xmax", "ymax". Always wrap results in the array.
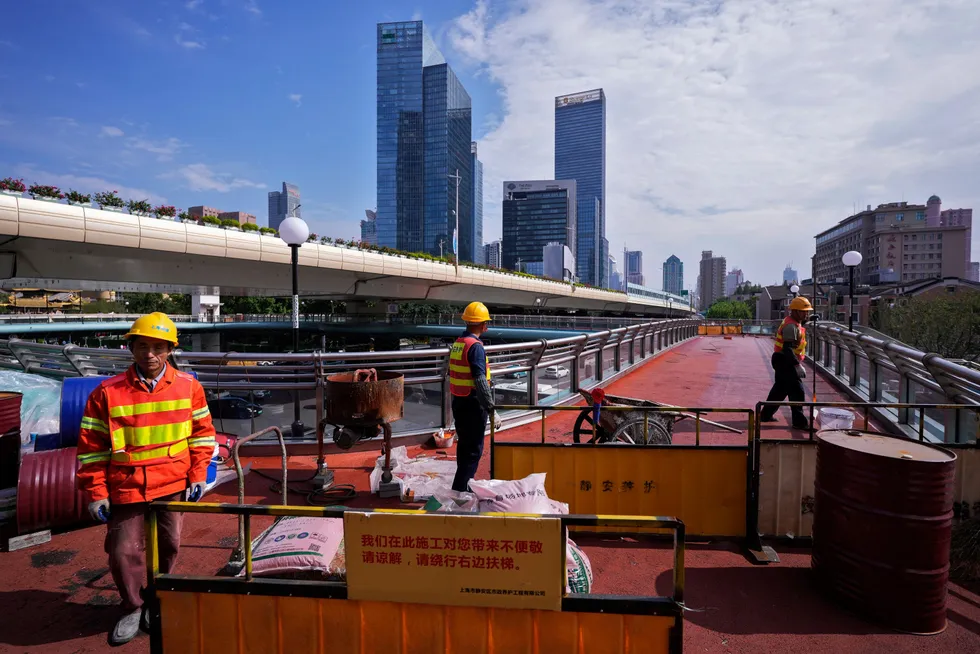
[
  {"xmin": 438, "ymin": 237, "xmax": 444, "ymax": 259},
  {"xmin": 448, "ymin": 168, "xmax": 461, "ymax": 272}
]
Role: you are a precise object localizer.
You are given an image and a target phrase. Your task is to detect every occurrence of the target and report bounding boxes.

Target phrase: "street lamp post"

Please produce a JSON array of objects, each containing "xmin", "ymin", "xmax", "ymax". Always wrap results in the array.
[
  {"xmin": 790, "ymin": 284, "xmax": 800, "ymax": 297},
  {"xmin": 448, "ymin": 169, "xmax": 461, "ymax": 271},
  {"xmin": 842, "ymin": 250, "xmax": 863, "ymax": 332},
  {"xmin": 279, "ymin": 208, "xmax": 309, "ymax": 439}
]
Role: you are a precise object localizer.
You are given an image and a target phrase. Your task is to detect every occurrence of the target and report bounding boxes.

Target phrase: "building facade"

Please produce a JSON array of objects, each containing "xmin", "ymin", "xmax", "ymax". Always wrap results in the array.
[
  {"xmin": 484, "ymin": 240, "xmax": 502, "ymax": 269},
  {"xmin": 782, "ymin": 265, "xmax": 798, "ymax": 285},
  {"xmin": 471, "ymin": 142, "xmax": 484, "ymax": 264},
  {"xmin": 376, "ymin": 21, "xmax": 473, "ymax": 261},
  {"xmin": 267, "ymin": 182, "xmax": 300, "ymax": 231},
  {"xmin": 542, "ymin": 242, "xmax": 575, "ymax": 281},
  {"xmin": 970, "ymin": 261, "xmax": 980, "ymax": 283},
  {"xmin": 663, "ymin": 255, "xmax": 683, "ymax": 296},
  {"xmin": 698, "ymin": 250, "xmax": 727, "ymax": 309},
  {"xmin": 218, "ymin": 211, "xmax": 256, "ymax": 225},
  {"xmin": 555, "ymin": 89, "xmax": 606, "ymax": 287},
  {"xmin": 625, "ymin": 250, "xmax": 644, "ymax": 286},
  {"xmin": 815, "ymin": 196, "xmax": 972, "ymax": 284},
  {"xmin": 501, "ymin": 180, "xmax": 577, "ymax": 274},
  {"xmin": 187, "ymin": 206, "xmax": 222, "ymax": 219},
  {"xmin": 725, "ymin": 268, "xmax": 744, "ymax": 297},
  {"xmin": 361, "ymin": 209, "xmax": 378, "ymax": 246}
]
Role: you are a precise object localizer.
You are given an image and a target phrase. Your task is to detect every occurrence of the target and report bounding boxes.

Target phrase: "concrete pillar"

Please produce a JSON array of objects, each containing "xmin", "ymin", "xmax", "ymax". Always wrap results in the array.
[{"xmin": 190, "ymin": 333, "xmax": 221, "ymax": 352}]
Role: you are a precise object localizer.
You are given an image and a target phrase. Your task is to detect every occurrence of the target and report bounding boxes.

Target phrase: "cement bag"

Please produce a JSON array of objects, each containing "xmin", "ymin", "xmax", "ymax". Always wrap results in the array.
[
  {"xmin": 566, "ymin": 538, "xmax": 593, "ymax": 594},
  {"xmin": 422, "ymin": 487, "xmax": 479, "ymax": 513},
  {"xmin": 468, "ymin": 473, "xmax": 561, "ymax": 514},
  {"xmin": 245, "ymin": 516, "xmax": 346, "ymax": 581}
]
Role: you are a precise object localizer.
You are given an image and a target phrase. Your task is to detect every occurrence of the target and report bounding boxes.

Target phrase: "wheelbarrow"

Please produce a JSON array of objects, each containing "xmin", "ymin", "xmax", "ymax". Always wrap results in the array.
[{"xmin": 572, "ymin": 389, "xmax": 743, "ymax": 444}]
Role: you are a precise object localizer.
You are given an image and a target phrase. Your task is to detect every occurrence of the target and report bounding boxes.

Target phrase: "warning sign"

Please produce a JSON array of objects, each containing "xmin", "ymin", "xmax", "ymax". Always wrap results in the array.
[{"xmin": 344, "ymin": 511, "xmax": 563, "ymax": 611}]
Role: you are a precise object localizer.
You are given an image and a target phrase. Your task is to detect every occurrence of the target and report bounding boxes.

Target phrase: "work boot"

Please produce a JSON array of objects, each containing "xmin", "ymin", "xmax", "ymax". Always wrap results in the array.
[
  {"xmin": 759, "ymin": 415, "xmax": 778, "ymax": 423},
  {"xmin": 109, "ymin": 608, "xmax": 142, "ymax": 646},
  {"xmin": 792, "ymin": 419, "xmax": 812, "ymax": 431}
]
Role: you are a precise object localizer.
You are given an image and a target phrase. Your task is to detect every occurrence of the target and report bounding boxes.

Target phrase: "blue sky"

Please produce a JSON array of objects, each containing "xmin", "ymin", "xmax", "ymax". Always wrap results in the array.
[
  {"xmin": 0, "ymin": 1, "xmax": 498, "ymax": 241},
  {"xmin": 2, "ymin": 0, "xmax": 979, "ymax": 288}
]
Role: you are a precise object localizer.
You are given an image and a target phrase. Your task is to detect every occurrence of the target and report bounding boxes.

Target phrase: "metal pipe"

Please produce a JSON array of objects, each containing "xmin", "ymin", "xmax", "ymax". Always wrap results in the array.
[{"xmin": 230, "ymin": 426, "xmax": 288, "ymax": 568}]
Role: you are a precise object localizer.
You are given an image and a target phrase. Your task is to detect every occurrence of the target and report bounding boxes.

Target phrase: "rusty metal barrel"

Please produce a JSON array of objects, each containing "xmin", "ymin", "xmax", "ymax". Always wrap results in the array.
[
  {"xmin": 16, "ymin": 446, "xmax": 93, "ymax": 534},
  {"xmin": 324, "ymin": 371, "xmax": 404, "ymax": 426},
  {"xmin": 0, "ymin": 391, "xmax": 22, "ymax": 490},
  {"xmin": 812, "ymin": 429, "xmax": 956, "ymax": 635}
]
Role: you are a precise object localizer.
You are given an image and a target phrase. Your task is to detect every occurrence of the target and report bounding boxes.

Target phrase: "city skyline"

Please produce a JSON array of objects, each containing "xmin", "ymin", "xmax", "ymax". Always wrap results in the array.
[{"xmin": 1, "ymin": 3, "xmax": 978, "ymax": 288}]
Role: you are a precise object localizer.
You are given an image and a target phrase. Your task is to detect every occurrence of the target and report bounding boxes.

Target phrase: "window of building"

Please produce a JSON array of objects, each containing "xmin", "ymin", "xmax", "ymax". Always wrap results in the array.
[
  {"xmin": 916, "ymin": 212, "xmax": 925, "ymax": 220},
  {"xmin": 896, "ymin": 213, "xmax": 904, "ymax": 221}
]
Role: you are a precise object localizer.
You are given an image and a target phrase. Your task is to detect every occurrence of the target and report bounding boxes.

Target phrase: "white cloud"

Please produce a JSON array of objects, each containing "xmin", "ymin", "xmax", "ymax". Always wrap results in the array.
[
  {"xmin": 185, "ymin": 0, "xmax": 203, "ymax": 9},
  {"xmin": 14, "ymin": 165, "xmax": 167, "ymax": 204},
  {"xmin": 178, "ymin": 22, "xmax": 194, "ymax": 32},
  {"xmin": 44, "ymin": 75, "xmax": 55, "ymax": 82},
  {"xmin": 100, "ymin": 126, "xmax": 125, "ymax": 138},
  {"xmin": 288, "ymin": 93, "xmax": 302, "ymax": 107},
  {"xmin": 126, "ymin": 136, "xmax": 185, "ymax": 161},
  {"xmin": 244, "ymin": 0, "xmax": 261, "ymax": 17},
  {"xmin": 165, "ymin": 163, "xmax": 265, "ymax": 192},
  {"xmin": 134, "ymin": 26, "xmax": 151, "ymax": 38},
  {"xmin": 449, "ymin": 0, "xmax": 980, "ymax": 288},
  {"xmin": 174, "ymin": 34, "xmax": 205, "ymax": 49}
]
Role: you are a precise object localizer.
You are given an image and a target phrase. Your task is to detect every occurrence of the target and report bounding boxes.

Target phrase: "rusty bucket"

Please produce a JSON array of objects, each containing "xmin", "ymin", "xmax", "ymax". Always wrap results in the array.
[{"xmin": 324, "ymin": 371, "xmax": 404, "ymax": 426}]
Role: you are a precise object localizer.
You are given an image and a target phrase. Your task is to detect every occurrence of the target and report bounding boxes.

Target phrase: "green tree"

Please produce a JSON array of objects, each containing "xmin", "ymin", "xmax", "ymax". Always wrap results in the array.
[
  {"xmin": 874, "ymin": 293, "xmax": 980, "ymax": 361},
  {"xmin": 121, "ymin": 293, "xmax": 190, "ymax": 315},
  {"xmin": 221, "ymin": 296, "xmax": 291, "ymax": 314},
  {"xmin": 706, "ymin": 299, "xmax": 754, "ymax": 320}
]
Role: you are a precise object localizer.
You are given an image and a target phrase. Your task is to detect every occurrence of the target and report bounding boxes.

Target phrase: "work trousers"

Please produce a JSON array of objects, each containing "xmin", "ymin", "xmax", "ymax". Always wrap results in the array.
[
  {"xmin": 762, "ymin": 353, "xmax": 808, "ymax": 426},
  {"xmin": 105, "ymin": 491, "xmax": 184, "ymax": 612},
  {"xmin": 451, "ymin": 396, "xmax": 489, "ymax": 493}
]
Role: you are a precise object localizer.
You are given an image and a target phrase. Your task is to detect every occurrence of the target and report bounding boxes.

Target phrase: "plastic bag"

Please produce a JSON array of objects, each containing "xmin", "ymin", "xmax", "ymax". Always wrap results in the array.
[
  {"xmin": 422, "ymin": 488, "xmax": 479, "ymax": 513},
  {"xmin": 369, "ymin": 446, "xmax": 459, "ymax": 502},
  {"xmin": 245, "ymin": 516, "xmax": 346, "ymax": 581},
  {"xmin": 0, "ymin": 370, "xmax": 62, "ymax": 444},
  {"xmin": 566, "ymin": 539, "xmax": 593, "ymax": 594},
  {"xmin": 467, "ymin": 473, "xmax": 559, "ymax": 514}
]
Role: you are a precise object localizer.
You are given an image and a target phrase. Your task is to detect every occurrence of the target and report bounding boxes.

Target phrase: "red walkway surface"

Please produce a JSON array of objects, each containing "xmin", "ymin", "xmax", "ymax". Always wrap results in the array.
[{"xmin": 1, "ymin": 336, "xmax": 976, "ymax": 653}]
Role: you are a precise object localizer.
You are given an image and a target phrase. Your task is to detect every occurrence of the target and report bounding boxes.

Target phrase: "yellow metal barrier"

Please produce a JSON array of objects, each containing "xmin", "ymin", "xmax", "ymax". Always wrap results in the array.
[
  {"xmin": 754, "ymin": 401, "xmax": 980, "ymax": 540},
  {"xmin": 145, "ymin": 503, "xmax": 686, "ymax": 654},
  {"xmin": 491, "ymin": 405, "xmax": 754, "ymax": 539}
]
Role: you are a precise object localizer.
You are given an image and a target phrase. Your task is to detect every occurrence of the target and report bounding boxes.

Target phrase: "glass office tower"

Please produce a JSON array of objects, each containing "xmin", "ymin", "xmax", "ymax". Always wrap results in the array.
[
  {"xmin": 555, "ymin": 89, "xmax": 606, "ymax": 286},
  {"xmin": 501, "ymin": 180, "xmax": 577, "ymax": 273},
  {"xmin": 377, "ymin": 21, "xmax": 472, "ymax": 260},
  {"xmin": 471, "ymin": 142, "xmax": 484, "ymax": 264},
  {"xmin": 267, "ymin": 182, "xmax": 300, "ymax": 231}
]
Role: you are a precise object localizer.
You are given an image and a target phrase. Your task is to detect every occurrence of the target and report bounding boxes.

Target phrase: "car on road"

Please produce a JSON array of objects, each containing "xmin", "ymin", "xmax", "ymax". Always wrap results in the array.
[
  {"xmin": 208, "ymin": 396, "xmax": 263, "ymax": 420},
  {"xmin": 543, "ymin": 365, "xmax": 570, "ymax": 379}
]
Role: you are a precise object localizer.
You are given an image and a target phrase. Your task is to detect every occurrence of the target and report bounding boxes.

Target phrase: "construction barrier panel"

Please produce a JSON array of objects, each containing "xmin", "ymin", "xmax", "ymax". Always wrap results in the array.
[
  {"xmin": 754, "ymin": 401, "xmax": 980, "ymax": 539},
  {"xmin": 146, "ymin": 504, "xmax": 686, "ymax": 654},
  {"xmin": 491, "ymin": 406, "xmax": 754, "ymax": 539}
]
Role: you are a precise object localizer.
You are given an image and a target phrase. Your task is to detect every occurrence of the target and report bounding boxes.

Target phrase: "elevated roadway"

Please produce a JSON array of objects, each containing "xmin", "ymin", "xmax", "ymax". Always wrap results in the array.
[{"xmin": 0, "ymin": 196, "xmax": 694, "ymax": 316}]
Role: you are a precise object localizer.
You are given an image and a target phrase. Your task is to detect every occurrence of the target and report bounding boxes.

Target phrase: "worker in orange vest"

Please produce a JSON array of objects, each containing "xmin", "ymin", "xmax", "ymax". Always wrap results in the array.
[
  {"xmin": 449, "ymin": 302, "xmax": 502, "ymax": 492},
  {"xmin": 76, "ymin": 313, "xmax": 216, "ymax": 645},
  {"xmin": 760, "ymin": 296, "xmax": 813, "ymax": 429}
]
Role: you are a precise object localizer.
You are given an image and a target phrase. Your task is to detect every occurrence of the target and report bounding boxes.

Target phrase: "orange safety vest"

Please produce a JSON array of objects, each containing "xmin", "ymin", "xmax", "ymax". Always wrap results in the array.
[
  {"xmin": 774, "ymin": 316, "xmax": 807, "ymax": 362},
  {"xmin": 76, "ymin": 364, "xmax": 217, "ymax": 504},
  {"xmin": 449, "ymin": 335, "xmax": 491, "ymax": 397}
]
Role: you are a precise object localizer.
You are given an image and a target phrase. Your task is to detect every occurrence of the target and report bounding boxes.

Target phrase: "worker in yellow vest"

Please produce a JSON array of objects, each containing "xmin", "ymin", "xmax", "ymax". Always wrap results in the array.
[
  {"xmin": 760, "ymin": 296, "xmax": 813, "ymax": 429},
  {"xmin": 448, "ymin": 302, "xmax": 502, "ymax": 492}
]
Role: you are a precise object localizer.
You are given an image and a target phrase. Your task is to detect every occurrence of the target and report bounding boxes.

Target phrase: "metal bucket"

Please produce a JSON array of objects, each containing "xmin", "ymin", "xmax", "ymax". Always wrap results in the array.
[
  {"xmin": 16, "ymin": 446, "xmax": 93, "ymax": 534},
  {"xmin": 812, "ymin": 429, "xmax": 955, "ymax": 634},
  {"xmin": 324, "ymin": 371, "xmax": 404, "ymax": 426}
]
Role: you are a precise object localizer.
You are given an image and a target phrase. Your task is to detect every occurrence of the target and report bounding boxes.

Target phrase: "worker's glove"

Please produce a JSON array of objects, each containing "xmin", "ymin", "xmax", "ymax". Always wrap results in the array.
[
  {"xmin": 88, "ymin": 499, "xmax": 111, "ymax": 523},
  {"xmin": 187, "ymin": 482, "xmax": 205, "ymax": 502},
  {"xmin": 492, "ymin": 411, "xmax": 503, "ymax": 431}
]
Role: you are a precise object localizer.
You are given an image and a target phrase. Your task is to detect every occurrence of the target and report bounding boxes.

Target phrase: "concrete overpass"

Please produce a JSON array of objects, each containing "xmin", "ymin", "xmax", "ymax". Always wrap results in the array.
[{"xmin": 0, "ymin": 196, "xmax": 694, "ymax": 316}]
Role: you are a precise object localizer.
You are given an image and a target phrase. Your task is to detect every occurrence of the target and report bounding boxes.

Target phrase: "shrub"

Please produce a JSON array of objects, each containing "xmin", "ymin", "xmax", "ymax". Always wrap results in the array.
[
  {"xmin": 259, "ymin": 226, "xmax": 277, "ymax": 235},
  {"xmin": 334, "ymin": 238, "xmax": 346, "ymax": 246},
  {"xmin": 94, "ymin": 190, "xmax": 124, "ymax": 208},
  {"xmin": 307, "ymin": 232, "xmax": 319, "ymax": 243},
  {"xmin": 28, "ymin": 184, "xmax": 64, "ymax": 200},
  {"xmin": 0, "ymin": 177, "xmax": 26, "ymax": 193},
  {"xmin": 65, "ymin": 189, "xmax": 91, "ymax": 204},
  {"xmin": 320, "ymin": 236, "xmax": 333, "ymax": 244},
  {"xmin": 203, "ymin": 215, "xmax": 221, "ymax": 226},
  {"xmin": 154, "ymin": 205, "xmax": 177, "ymax": 218},
  {"xmin": 220, "ymin": 218, "xmax": 240, "ymax": 229},
  {"xmin": 177, "ymin": 210, "xmax": 192, "ymax": 221},
  {"xmin": 241, "ymin": 222, "xmax": 259, "ymax": 232},
  {"xmin": 126, "ymin": 199, "xmax": 152, "ymax": 214}
]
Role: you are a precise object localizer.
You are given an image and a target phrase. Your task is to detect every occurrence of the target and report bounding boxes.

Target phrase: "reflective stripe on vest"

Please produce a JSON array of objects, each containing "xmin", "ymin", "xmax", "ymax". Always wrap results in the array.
[
  {"xmin": 449, "ymin": 336, "xmax": 490, "ymax": 397},
  {"xmin": 110, "ymin": 420, "xmax": 193, "ymax": 453},
  {"xmin": 111, "ymin": 439, "xmax": 188, "ymax": 465},
  {"xmin": 774, "ymin": 316, "xmax": 807, "ymax": 361}
]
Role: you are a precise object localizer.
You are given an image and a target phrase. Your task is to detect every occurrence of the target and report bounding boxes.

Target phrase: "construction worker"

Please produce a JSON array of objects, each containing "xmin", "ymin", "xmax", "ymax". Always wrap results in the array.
[
  {"xmin": 760, "ymin": 297, "xmax": 813, "ymax": 429},
  {"xmin": 449, "ymin": 301, "xmax": 502, "ymax": 492},
  {"xmin": 76, "ymin": 313, "xmax": 216, "ymax": 645}
]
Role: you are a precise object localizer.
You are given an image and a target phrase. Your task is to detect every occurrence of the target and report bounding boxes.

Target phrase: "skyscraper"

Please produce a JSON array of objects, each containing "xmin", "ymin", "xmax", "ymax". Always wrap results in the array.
[
  {"xmin": 555, "ymin": 89, "xmax": 606, "ymax": 286},
  {"xmin": 376, "ymin": 21, "xmax": 473, "ymax": 260},
  {"xmin": 471, "ymin": 142, "xmax": 484, "ymax": 264},
  {"xmin": 625, "ymin": 250, "xmax": 644, "ymax": 286},
  {"xmin": 267, "ymin": 182, "xmax": 300, "ymax": 231},
  {"xmin": 484, "ymin": 240, "xmax": 502, "ymax": 269},
  {"xmin": 501, "ymin": 180, "xmax": 577, "ymax": 274},
  {"xmin": 782, "ymin": 264, "xmax": 799, "ymax": 285},
  {"xmin": 699, "ymin": 251, "xmax": 727, "ymax": 309},
  {"xmin": 361, "ymin": 209, "xmax": 378, "ymax": 246},
  {"xmin": 663, "ymin": 255, "xmax": 684, "ymax": 296},
  {"xmin": 725, "ymin": 268, "xmax": 744, "ymax": 297}
]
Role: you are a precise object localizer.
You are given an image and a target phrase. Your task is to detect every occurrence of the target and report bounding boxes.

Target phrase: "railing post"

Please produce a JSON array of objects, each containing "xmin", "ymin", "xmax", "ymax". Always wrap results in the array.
[
  {"xmin": 849, "ymin": 350, "xmax": 860, "ymax": 388},
  {"xmin": 569, "ymin": 336, "xmax": 588, "ymax": 395},
  {"xmin": 868, "ymin": 361, "xmax": 880, "ymax": 402},
  {"xmin": 526, "ymin": 340, "xmax": 548, "ymax": 406},
  {"xmin": 897, "ymin": 372, "xmax": 911, "ymax": 425}
]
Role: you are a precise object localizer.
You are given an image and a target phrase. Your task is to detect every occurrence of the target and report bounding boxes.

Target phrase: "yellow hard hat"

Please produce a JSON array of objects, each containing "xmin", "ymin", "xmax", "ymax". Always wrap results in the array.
[
  {"xmin": 461, "ymin": 301, "xmax": 491, "ymax": 324},
  {"xmin": 789, "ymin": 296, "xmax": 813, "ymax": 311},
  {"xmin": 124, "ymin": 312, "xmax": 179, "ymax": 345}
]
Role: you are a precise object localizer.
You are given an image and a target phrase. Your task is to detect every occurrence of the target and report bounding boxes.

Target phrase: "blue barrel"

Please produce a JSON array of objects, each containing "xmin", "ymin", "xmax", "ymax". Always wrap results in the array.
[{"xmin": 60, "ymin": 376, "xmax": 110, "ymax": 448}]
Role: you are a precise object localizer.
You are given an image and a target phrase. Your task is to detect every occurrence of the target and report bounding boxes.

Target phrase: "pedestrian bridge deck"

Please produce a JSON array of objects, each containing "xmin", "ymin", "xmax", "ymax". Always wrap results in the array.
[{"xmin": 0, "ymin": 336, "xmax": 977, "ymax": 654}]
